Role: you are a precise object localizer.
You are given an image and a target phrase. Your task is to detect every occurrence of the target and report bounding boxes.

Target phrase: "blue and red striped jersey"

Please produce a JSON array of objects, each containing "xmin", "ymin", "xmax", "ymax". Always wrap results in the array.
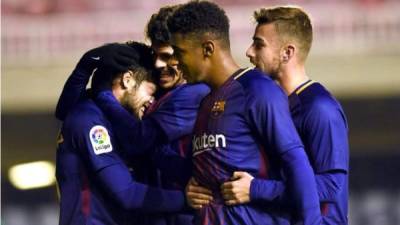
[{"xmin": 191, "ymin": 68, "xmax": 321, "ymax": 225}]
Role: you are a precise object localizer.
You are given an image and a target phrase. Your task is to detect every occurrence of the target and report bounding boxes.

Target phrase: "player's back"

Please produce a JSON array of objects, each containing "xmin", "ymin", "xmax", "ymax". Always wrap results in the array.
[
  {"xmin": 192, "ymin": 68, "xmax": 301, "ymax": 224},
  {"xmin": 289, "ymin": 81, "xmax": 349, "ymax": 224},
  {"xmin": 56, "ymin": 99, "xmax": 138, "ymax": 225}
]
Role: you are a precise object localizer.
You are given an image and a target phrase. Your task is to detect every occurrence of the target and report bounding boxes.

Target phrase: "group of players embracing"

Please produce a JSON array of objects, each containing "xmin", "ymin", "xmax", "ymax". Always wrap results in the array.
[{"xmin": 55, "ymin": 1, "xmax": 349, "ymax": 225}]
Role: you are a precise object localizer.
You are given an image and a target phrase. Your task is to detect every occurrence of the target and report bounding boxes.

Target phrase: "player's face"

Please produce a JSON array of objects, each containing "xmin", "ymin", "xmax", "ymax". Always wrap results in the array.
[
  {"xmin": 170, "ymin": 33, "xmax": 206, "ymax": 83},
  {"xmin": 246, "ymin": 23, "xmax": 283, "ymax": 79},
  {"xmin": 152, "ymin": 43, "xmax": 185, "ymax": 90},
  {"xmin": 121, "ymin": 72, "xmax": 156, "ymax": 119}
]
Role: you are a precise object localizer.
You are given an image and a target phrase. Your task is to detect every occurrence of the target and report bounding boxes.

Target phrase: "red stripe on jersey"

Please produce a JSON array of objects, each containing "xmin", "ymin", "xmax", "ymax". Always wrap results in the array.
[
  {"xmin": 179, "ymin": 135, "xmax": 191, "ymax": 157},
  {"xmin": 80, "ymin": 168, "xmax": 91, "ymax": 217},
  {"xmin": 320, "ymin": 202, "xmax": 329, "ymax": 216},
  {"xmin": 258, "ymin": 145, "xmax": 269, "ymax": 179}
]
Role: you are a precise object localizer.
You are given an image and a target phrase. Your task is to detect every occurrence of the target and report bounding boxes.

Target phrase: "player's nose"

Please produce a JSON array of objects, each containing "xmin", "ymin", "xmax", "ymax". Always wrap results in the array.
[
  {"xmin": 155, "ymin": 57, "xmax": 167, "ymax": 69},
  {"xmin": 245, "ymin": 46, "xmax": 254, "ymax": 59}
]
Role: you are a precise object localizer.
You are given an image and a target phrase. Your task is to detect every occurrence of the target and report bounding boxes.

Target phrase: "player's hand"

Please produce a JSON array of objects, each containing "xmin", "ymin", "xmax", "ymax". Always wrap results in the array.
[
  {"xmin": 185, "ymin": 177, "xmax": 213, "ymax": 209},
  {"xmin": 220, "ymin": 171, "xmax": 254, "ymax": 205},
  {"xmin": 76, "ymin": 42, "xmax": 140, "ymax": 75}
]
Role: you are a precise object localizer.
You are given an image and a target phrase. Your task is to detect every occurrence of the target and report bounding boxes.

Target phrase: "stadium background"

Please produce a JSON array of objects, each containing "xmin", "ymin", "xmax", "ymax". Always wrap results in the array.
[{"xmin": 2, "ymin": 0, "xmax": 400, "ymax": 224}]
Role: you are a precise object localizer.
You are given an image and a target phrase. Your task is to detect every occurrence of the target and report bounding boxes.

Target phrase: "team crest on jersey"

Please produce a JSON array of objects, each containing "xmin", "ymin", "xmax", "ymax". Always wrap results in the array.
[
  {"xmin": 89, "ymin": 125, "xmax": 113, "ymax": 155},
  {"xmin": 211, "ymin": 100, "xmax": 225, "ymax": 118}
]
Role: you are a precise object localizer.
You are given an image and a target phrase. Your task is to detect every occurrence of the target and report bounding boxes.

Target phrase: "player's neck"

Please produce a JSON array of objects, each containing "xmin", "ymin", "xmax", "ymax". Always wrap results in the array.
[
  {"xmin": 206, "ymin": 53, "xmax": 240, "ymax": 91},
  {"xmin": 278, "ymin": 65, "xmax": 309, "ymax": 96}
]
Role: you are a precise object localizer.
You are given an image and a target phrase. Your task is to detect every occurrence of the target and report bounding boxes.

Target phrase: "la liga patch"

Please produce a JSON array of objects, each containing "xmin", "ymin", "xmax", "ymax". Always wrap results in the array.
[{"xmin": 89, "ymin": 125, "xmax": 113, "ymax": 155}]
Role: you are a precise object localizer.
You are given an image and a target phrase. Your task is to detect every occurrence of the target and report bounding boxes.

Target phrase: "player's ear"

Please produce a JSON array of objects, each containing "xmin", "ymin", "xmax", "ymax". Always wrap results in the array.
[
  {"xmin": 281, "ymin": 44, "xmax": 295, "ymax": 63},
  {"xmin": 121, "ymin": 71, "xmax": 135, "ymax": 89},
  {"xmin": 202, "ymin": 41, "xmax": 214, "ymax": 58}
]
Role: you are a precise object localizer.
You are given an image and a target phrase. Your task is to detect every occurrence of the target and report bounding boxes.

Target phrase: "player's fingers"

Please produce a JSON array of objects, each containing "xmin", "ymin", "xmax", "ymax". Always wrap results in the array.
[
  {"xmin": 190, "ymin": 198, "xmax": 210, "ymax": 205},
  {"xmin": 187, "ymin": 192, "xmax": 213, "ymax": 201},
  {"xmin": 187, "ymin": 185, "xmax": 213, "ymax": 195},
  {"xmin": 191, "ymin": 204, "xmax": 204, "ymax": 209},
  {"xmin": 221, "ymin": 185, "xmax": 240, "ymax": 196},
  {"xmin": 222, "ymin": 192, "xmax": 237, "ymax": 201},
  {"xmin": 225, "ymin": 199, "xmax": 240, "ymax": 206},
  {"xmin": 232, "ymin": 171, "xmax": 245, "ymax": 180},
  {"xmin": 220, "ymin": 181, "xmax": 234, "ymax": 190}
]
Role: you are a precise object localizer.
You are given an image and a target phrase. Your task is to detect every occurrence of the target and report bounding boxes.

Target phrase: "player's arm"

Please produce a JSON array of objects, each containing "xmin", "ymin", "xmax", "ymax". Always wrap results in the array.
[
  {"xmin": 72, "ymin": 120, "xmax": 185, "ymax": 213},
  {"xmin": 55, "ymin": 43, "xmax": 141, "ymax": 121},
  {"xmin": 247, "ymin": 82, "xmax": 321, "ymax": 225},
  {"xmin": 225, "ymin": 98, "xmax": 348, "ymax": 206},
  {"xmin": 228, "ymin": 171, "xmax": 345, "ymax": 204},
  {"xmin": 152, "ymin": 143, "xmax": 192, "ymax": 186},
  {"xmin": 303, "ymin": 100, "xmax": 349, "ymax": 202},
  {"xmin": 94, "ymin": 84, "xmax": 209, "ymax": 155}
]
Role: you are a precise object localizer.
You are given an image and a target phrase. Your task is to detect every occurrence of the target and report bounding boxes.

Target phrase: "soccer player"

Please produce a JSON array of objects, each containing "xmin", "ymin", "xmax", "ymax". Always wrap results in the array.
[
  {"xmin": 240, "ymin": 6, "xmax": 349, "ymax": 225},
  {"xmin": 167, "ymin": 1, "xmax": 321, "ymax": 224},
  {"xmin": 56, "ymin": 42, "xmax": 187, "ymax": 225}
]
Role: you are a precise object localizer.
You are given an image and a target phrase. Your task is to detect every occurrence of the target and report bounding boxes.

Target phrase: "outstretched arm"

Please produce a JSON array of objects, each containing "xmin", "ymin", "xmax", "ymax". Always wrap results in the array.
[
  {"xmin": 94, "ymin": 91, "xmax": 167, "ymax": 156},
  {"xmin": 55, "ymin": 43, "xmax": 143, "ymax": 121},
  {"xmin": 70, "ymin": 117, "xmax": 185, "ymax": 213},
  {"xmin": 97, "ymin": 163, "xmax": 185, "ymax": 212},
  {"xmin": 95, "ymin": 84, "xmax": 209, "ymax": 156}
]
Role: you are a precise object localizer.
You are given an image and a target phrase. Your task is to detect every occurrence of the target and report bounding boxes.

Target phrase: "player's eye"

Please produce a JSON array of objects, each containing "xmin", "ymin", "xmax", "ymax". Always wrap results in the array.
[{"xmin": 254, "ymin": 42, "xmax": 264, "ymax": 50}]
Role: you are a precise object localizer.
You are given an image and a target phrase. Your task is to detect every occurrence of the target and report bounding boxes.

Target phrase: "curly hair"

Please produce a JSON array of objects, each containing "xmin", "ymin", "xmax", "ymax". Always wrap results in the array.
[
  {"xmin": 167, "ymin": 0, "xmax": 230, "ymax": 48},
  {"xmin": 146, "ymin": 5, "xmax": 180, "ymax": 45}
]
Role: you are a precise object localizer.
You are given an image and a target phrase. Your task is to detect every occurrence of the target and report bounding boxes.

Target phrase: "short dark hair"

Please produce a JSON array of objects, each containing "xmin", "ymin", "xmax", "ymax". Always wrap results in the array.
[
  {"xmin": 146, "ymin": 5, "xmax": 180, "ymax": 45},
  {"xmin": 91, "ymin": 41, "xmax": 154, "ymax": 93},
  {"xmin": 168, "ymin": 0, "xmax": 230, "ymax": 48},
  {"xmin": 254, "ymin": 6, "xmax": 313, "ymax": 62}
]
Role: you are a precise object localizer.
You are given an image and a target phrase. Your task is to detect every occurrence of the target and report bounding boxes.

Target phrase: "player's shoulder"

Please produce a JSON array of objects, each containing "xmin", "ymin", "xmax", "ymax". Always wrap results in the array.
[
  {"xmin": 64, "ymin": 99, "xmax": 105, "ymax": 130},
  {"xmin": 235, "ymin": 68, "xmax": 286, "ymax": 99},
  {"xmin": 174, "ymin": 83, "xmax": 210, "ymax": 97},
  {"xmin": 300, "ymin": 83, "xmax": 343, "ymax": 118},
  {"xmin": 170, "ymin": 83, "xmax": 210, "ymax": 103}
]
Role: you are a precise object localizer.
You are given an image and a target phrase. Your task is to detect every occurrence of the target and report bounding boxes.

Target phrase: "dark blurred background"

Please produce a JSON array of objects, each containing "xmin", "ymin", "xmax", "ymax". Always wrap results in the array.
[{"xmin": 2, "ymin": 0, "xmax": 400, "ymax": 224}]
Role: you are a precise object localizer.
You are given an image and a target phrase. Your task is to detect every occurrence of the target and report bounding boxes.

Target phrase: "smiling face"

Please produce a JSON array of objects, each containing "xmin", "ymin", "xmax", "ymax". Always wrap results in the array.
[
  {"xmin": 170, "ymin": 33, "xmax": 208, "ymax": 83},
  {"xmin": 246, "ymin": 23, "xmax": 283, "ymax": 79},
  {"xmin": 119, "ymin": 71, "xmax": 156, "ymax": 119},
  {"xmin": 152, "ymin": 43, "xmax": 185, "ymax": 90}
]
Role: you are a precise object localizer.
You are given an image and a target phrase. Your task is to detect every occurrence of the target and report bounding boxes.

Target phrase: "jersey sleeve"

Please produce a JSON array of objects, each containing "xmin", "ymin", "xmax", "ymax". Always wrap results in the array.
[
  {"xmin": 147, "ymin": 83, "xmax": 209, "ymax": 141},
  {"xmin": 303, "ymin": 99, "xmax": 349, "ymax": 173},
  {"xmin": 55, "ymin": 69, "xmax": 91, "ymax": 121},
  {"xmin": 250, "ymin": 178, "xmax": 286, "ymax": 203},
  {"xmin": 246, "ymin": 79, "xmax": 321, "ymax": 224},
  {"xmin": 69, "ymin": 115, "xmax": 122, "ymax": 172},
  {"xmin": 96, "ymin": 163, "xmax": 186, "ymax": 212},
  {"xmin": 152, "ymin": 143, "xmax": 192, "ymax": 186},
  {"xmin": 67, "ymin": 112, "xmax": 186, "ymax": 212},
  {"xmin": 250, "ymin": 171, "xmax": 346, "ymax": 204},
  {"xmin": 94, "ymin": 91, "xmax": 167, "ymax": 156}
]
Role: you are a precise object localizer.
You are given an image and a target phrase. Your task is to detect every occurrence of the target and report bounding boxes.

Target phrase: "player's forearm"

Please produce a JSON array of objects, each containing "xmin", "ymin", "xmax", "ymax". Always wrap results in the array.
[
  {"xmin": 55, "ymin": 69, "xmax": 91, "ymax": 120},
  {"xmin": 281, "ymin": 147, "xmax": 321, "ymax": 225},
  {"xmin": 153, "ymin": 146, "xmax": 192, "ymax": 186},
  {"xmin": 249, "ymin": 179, "xmax": 285, "ymax": 203},
  {"xmin": 316, "ymin": 171, "xmax": 346, "ymax": 203},
  {"xmin": 97, "ymin": 163, "xmax": 185, "ymax": 213},
  {"xmin": 95, "ymin": 91, "xmax": 167, "ymax": 155},
  {"xmin": 114, "ymin": 184, "xmax": 186, "ymax": 213}
]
